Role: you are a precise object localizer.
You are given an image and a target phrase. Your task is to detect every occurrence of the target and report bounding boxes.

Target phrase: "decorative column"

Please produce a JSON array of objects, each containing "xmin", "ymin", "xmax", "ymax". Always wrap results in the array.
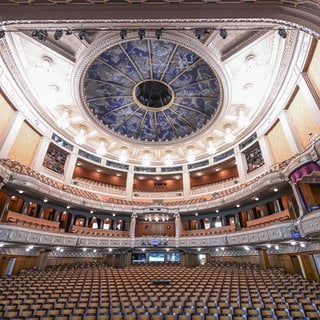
[
  {"xmin": 38, "ymin": 206, "xmax": 45, "ymax": 219},
  {"xmin": 288, "ymin": 180, "xmax": 306, "ymax": 218},
  {"xmin": 0, "ymin": 196, "xmax": 10, "ymax": 222},
  {"xmin": 84, "ymin": 216, "xmax": 89, "ymax": 228},
  {"xmin": 32, "ymin": 137, "xmax": 51, "ymax": 172},
  {"xmin": 0, "ymin": 112, "xmax": 24, "ymax": 158},
  {"xmin": 21, "ymin": 201, "xmax": 29, "ymax": 215},
  {"xmin": 234, "ymin": 145, "xmax": 247, "ymax": 183},
  {"xmin": 174, "ymin": 210, "xmax": 181, "ymax": 248},
  {"xmin": 126, "ymin": 165, "xmax": 135, "ymax": 200},
  {"xmin": 259, "ymin": 135, "xmax": 274, "ymax": 167},
  {"xmin": 174, "ymin": 210, "xmax": 181, "ymax": 238},
  {"xmin": 67, "ymin": 214, "xmax": 75, "ymax": 233},
  {"xmin": 279, "ymin": 110, "xmax": 303, "ymax": 154},
  {"xmin": 63, "ymin": 152, "xmax": 78, "ymax": 184},
  {"xmin": 259, "ymin": 249, "xmax": 270, "ymax": 270},
  {"xmin": 129, "ymin": 210, "xmax": 137, "ymax": 239},
  {"xmin": 300, "ymin": 75, "xmax": 320, "ymax": 128},
  {"xmin": 182, "ymin": 165, "xmax": 190, "ymax": 199},
  {"xmin": 38, "ymin": 249, "xmax": 50, "ymax": 271},
  {"xmin": 233, "ymin": 212, "xmax": 241, "ymax": 230}
]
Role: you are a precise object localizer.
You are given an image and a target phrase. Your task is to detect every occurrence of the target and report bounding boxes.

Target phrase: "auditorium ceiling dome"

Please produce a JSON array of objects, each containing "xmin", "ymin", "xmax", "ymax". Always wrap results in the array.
[
  {"xmin": 81, "ymin": 38, "xmax": 222, "ymax": 143},
  {"xmin": 0, "ymin": 14, "xmax": 309, "ymax": 167}
]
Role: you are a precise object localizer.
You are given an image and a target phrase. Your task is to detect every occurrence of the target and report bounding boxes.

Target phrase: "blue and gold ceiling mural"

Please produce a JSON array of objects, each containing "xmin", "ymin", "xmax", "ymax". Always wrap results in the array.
[{"xmin": 83, "ymin": 39, "xmax": 221, "ymax": 142}]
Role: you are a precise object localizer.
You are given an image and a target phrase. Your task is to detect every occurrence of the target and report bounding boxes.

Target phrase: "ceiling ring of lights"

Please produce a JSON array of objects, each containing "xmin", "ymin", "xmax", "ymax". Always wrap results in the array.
[{"xmin": 76, "ymin": 31, "xmax": 228, "ymax": 145}]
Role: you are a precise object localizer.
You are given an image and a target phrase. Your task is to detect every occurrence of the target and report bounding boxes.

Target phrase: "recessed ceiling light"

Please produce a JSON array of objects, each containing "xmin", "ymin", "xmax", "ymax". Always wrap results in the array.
[
  {"xmin": 44, "ymin": 199, "xmax": 48, "ymax": 203},
  {"xmin": 66, "ymin": 205, "xmax": 71, "ymax": 209},
  {"xmin": 236, "ymin": 204, "xmax": 240, "ymax": 208},
  {"xmin": 255, "ymin": 197, "xmax": 259, "ymax": 201},
  {"xmin": 273, "ymin": 188, "xmax": 278, "ymax": 192},
  {"xmin": 18, "ymin": 190, "xmax": 24, "ymax": 194}
]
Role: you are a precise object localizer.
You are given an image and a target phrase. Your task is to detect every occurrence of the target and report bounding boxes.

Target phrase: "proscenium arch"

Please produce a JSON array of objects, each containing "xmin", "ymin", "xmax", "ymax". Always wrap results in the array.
[{"xmin": 0, "ymin": 3, "xmax": 320, "ymax": 37}]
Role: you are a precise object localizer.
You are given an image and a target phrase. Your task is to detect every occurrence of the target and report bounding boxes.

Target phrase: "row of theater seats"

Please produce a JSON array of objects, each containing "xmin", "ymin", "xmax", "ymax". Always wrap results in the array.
[
  {"xmin": 191, "ymin": 177, "xmax": 238, "ymax": 191},
  {"xmin": 0, "ymin": 261, "xmax": 320, "ymax": 319},
  {"xmin": 74, "ymin": 177, "xmax": 126, "ymax": 191}
]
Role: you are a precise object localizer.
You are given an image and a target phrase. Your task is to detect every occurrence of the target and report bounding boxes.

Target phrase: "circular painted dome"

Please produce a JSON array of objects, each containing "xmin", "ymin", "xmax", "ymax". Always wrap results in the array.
[{"xmin": 83, "ymin": 39, "xmax": 222, "ymax": 142}]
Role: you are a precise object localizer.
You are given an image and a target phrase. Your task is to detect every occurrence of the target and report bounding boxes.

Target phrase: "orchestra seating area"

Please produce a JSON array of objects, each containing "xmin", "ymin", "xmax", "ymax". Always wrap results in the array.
[{"xmin": 1, "ymin": 262, "xmax": 320, "ymax": 320}]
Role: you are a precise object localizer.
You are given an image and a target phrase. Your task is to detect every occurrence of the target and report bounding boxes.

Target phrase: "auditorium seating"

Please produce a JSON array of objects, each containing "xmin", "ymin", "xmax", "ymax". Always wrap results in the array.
[{"xmin": 0, "ymin": 262, "xmax": 319, "ymax": 319}]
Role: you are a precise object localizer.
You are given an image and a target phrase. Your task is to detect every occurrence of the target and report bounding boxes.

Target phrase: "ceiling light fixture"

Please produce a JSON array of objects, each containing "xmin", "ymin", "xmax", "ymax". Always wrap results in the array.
[
  {"xmin": 186, "ymin": 146, "xmax": 196, "ymax": 163},
  {"xmin": 142, "ymin": 151, "xmax": 151, "ymax": 166},
  {"xmin": 74, "ymin": 126, "xmax": 87, "ymax": 145},
  {"xmin": 164, "ymin": 151, "xmax": 173, "ymax": 166},
  {"xmin": 32, "ymin": 30, "xmax": 48, "ymax": 41},
  {"xmin": 138, "ymin": 29, "xmax": 145, "ymax": 40},
  {"xmin": 224, "ymin": 125, "xmax": 235, "ymax": 144},
  {"xmin": 195, "ymin": 29, "xmax": 208, "ymax": 40},
  {"xmin": 155, "ymin": 29, "xmax": 162, "ymax": 40},
  {"xmin": 237, "ymin": 108, "xmax": 249, "ymax": 128},
  {"xmin": 96, "ymin": 138, "xmax": 107, "ymax": 156},
  {"xmin": 119, "ymin": 147, "xmax": 128, "ymax": 163},
  {"xmin": 57, "ymin": 108, "xmax": 70, "ymax": 129},
  {"xmin": 120, "ymin": 29, "xmax": 127, "ymax": 40},
  {"xmin": 206, "ymin": 138, "xmax": 216, "ymax": 155},
  {"xmin": 78, "ymin": 29, "xmax": 87, "ymax": 40},
  {"xmin": 278, "ymin": 28, "xmax": 287, "ymax": 39},
  {"xmin": 219, "ymin": 28, "xmax": 228, "ymax": 39},
  {"xmin": 54, "ymin": 30, "xmax": 63, "ymax": 40}
]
